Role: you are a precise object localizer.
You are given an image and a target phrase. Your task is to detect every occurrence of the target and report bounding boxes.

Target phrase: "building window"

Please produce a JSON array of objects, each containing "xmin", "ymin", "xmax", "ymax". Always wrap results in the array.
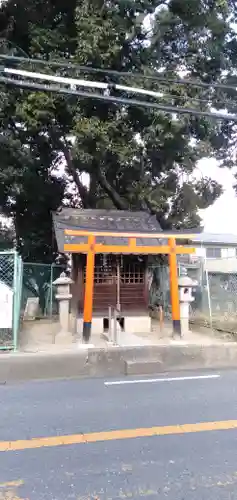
[{"xmin": 206, "ymin": 247, "xmax": 221, "ymax": 259}]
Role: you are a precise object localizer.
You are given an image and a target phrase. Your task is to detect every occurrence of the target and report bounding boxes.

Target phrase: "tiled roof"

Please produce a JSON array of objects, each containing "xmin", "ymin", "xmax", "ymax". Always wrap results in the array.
[{"xmin": 53, "ymin": 208, "xmax": 164, "ymax": 253}]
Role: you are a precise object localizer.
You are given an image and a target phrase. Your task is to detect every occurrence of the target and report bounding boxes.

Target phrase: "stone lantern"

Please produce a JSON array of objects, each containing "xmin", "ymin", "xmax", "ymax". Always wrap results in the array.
[
  {"xmin": 53, "ymin": 272, "xmax": 74, "ymax": 344},
  {"xmin": 178, "ymin": 275, "xmax": 195, "ymax": 336}
]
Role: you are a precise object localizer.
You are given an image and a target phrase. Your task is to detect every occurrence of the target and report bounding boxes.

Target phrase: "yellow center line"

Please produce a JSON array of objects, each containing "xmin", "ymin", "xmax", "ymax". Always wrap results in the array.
[
  {"xmin": 0, "ymin": 480, "xmax": 24, "ymax": 488},
  {"xmin": 1, "ymin": 420, "xmax": 237, "ymax": 452}
]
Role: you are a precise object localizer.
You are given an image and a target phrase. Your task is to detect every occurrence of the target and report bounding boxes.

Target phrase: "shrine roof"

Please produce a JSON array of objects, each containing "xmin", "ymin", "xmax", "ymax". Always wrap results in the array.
[{"xmin": 53, "ymin": 208, "xmax": 201, "ymax": 254}]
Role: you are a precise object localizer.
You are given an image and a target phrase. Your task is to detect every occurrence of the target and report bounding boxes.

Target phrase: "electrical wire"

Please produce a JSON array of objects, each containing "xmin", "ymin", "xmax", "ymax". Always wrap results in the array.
[
  {"xmin": 4, "ymin": 66, "xmax": 227, "ymax": 107},
  {"xmin": 3, "ymin": 66, "xmax": 178, "ymax": 101},
  {"xmin": 1, "ymin": 67, "xmax": 233, "ymax": 110},
  {"xmin": 0, "ymin": 75, "xmax": 236, "ymax": 122},
  {"xmin": 0, "ymin": 53, "xmax": 236, "ymax": 93}
]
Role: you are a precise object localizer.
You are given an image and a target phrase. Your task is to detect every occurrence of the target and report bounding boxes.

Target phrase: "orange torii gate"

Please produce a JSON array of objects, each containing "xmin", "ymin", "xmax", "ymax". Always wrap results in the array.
[{"xmin": 63, "ymin": 228, "xmax": 196, "ymax": 341}]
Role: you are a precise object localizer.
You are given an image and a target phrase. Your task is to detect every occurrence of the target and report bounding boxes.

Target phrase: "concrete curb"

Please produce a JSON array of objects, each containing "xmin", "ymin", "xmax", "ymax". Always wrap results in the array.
[{"xmin": 0, "ymin": 343, "xmax": 237, "ymax": 383}]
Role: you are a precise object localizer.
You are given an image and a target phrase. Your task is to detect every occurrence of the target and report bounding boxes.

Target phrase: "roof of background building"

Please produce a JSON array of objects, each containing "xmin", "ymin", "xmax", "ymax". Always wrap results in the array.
[{"xmin": 192, "ymin": 233, "xmax": 237, "ymax": 247}]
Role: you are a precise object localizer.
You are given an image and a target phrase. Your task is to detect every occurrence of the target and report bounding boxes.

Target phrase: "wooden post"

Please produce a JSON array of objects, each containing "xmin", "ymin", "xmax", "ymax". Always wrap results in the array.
[
  {"xmin": 70, "ymin": 254, "xmax": 77, "ymax": 336},
  {"xmin": 168, "ymin": 238, "xmax": 181, "ymax": 336},
  {"xmin": 159, "ymin": 305, "xmax": 164, "ymax": 333},
  {"xmin": 116, "ymin": 257, "xmax": 121, "ymax": 311},
  {"xmin": 82, "ymin": 235, "xmax": 95, "ymax": 342}
]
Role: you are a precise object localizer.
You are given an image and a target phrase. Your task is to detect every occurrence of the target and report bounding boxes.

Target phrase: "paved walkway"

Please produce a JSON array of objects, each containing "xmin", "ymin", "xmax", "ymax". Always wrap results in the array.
[
  {"xmin": 111, "ymin": 331, "xmax": 224, "ymax": 347},
  {"xmin": 19, "ymin": 318, "xmax": 226, "ymax": 353},
  {"xmin": 103, "ymin": 320, "xmax": 225, "ymax": 347},
  {"xmin": 135, "ymin": 321, "xmax": 225, "ymax": 346}
]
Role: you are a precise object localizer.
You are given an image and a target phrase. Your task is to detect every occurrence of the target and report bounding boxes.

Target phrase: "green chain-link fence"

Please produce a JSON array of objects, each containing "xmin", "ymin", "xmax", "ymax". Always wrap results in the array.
[
  {"xmin": 189, "ymin": 263, "xmax": 237, "ymax": 332},
  {"xmin": 21, "ymin": 263, "xmax": 65, "ymax": 318},
  {"xmin": 0, "ymin": 251, "xmax": 23, "ymax": 350},
  {"xmin": 148, "ymin": 263, "xmax": 202, "ymax": 320}
]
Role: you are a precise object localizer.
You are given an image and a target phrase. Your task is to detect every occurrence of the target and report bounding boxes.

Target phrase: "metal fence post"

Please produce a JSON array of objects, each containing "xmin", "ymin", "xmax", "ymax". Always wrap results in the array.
[
  {"xmin": 49, "ymin": 263, "xmax": 54, "ymax": 317},
  {"xmin": 205, "ymin": 267, "xmax": 213, "ymax": 330},
  {"xmin": 16, "ymin": 255, "xmax": 23, "ymax": 349},
  {"xmin": 108, "ymin": 306, "xmax": 112, "ymax": 342},
  {"xmin": 12, "ymin": 251, "xmax": 22, "ymax": 351}
]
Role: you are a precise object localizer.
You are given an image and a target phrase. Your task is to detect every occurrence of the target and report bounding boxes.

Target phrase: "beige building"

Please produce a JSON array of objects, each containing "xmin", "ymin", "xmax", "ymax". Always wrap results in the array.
[{"xmin": 178, "ymin": 233, "xmax": 237, "ymax": 275}]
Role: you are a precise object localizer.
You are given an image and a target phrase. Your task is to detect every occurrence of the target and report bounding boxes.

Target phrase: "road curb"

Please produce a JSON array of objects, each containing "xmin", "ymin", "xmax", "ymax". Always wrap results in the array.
[{"xmin": 0, "ymin": 343, "xmax": 236, "ymax": 382}]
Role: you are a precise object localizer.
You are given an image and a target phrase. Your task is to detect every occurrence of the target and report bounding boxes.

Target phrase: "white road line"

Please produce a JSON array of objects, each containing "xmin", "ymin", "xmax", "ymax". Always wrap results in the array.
[{"xmin": 104, "ymin": 374, "xmax": 220, "ymax": 386}]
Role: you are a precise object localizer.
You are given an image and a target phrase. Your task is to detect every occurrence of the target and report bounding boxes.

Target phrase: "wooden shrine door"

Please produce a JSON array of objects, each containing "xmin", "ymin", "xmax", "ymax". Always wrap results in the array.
[
  {"xmin": 92, "ymin": 256, "xmax": 117, "ymax": 313},
  {"xmin": 84, "ymin": 256, "xmax": 147, "ymax": 314},
  {"xmin": 120, "ymin": 262, "xmax": 146, "ymax": 311}
]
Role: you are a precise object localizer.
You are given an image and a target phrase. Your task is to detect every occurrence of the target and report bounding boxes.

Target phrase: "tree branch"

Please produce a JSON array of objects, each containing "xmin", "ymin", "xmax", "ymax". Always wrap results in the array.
[
  {"xmin": 87, "ymin": 173, "xmax": 98, "ymax": 208},
  {"xmin": 144, "ymin": 196, "xmax": 156, "ymax": 215},
  {"xmin": 61, "ymin": 143, "xmax": 89, "ymax": 208},
  {"xmin": 97, "ymin": 170, "xmax": 128, "ymax": 210}
]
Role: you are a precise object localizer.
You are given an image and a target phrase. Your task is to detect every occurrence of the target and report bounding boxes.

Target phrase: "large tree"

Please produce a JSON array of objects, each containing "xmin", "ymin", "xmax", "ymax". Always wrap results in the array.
[
  {"xmin": 0, "ymin": 0, "xmax": 236, "ymax": 261},
  {"xmin": 0, "ymin": 218, "xmax": 14, "ymax": 250}
]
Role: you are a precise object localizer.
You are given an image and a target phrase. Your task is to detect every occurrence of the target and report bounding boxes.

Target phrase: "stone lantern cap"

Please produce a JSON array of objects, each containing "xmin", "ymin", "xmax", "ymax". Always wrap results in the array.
[
  {"xmin": 178, "ymin": 276, "xmax": 194, "ymax": 288},
  {"xmin": 53, "ymin": 272, "xmax": 74, "ymax": 286},
  {"xmin": 53, "ymin": 272, "xmax": 73, "ymax": 302}
]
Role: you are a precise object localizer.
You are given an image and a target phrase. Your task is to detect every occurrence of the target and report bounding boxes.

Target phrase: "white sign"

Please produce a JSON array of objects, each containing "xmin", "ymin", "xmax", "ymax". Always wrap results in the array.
[{"xmin": 0, "ymin": 281, "xmax": 13, "ymax": 329}]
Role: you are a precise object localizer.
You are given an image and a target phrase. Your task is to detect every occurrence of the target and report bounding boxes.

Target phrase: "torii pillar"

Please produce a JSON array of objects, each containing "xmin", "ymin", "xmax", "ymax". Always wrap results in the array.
[{"xmin": 168, "ymin": 238, "xmax": 181, "ymax": 336}]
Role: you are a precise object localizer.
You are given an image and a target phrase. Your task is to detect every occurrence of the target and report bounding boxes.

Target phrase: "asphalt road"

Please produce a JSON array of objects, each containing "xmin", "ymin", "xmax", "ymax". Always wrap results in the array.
[{"xmin": 2, "ymin": 370, "xmax": 237, "ymax": 499}]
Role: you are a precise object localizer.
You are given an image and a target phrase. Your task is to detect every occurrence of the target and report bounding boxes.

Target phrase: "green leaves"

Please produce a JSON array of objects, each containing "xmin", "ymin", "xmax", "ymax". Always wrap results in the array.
[{"xmin": 0, "ymin": 0, "xmax": 236, "ymax": 260}]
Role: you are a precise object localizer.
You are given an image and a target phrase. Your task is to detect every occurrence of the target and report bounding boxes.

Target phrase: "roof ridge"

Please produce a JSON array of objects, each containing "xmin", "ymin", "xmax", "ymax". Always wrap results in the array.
[{"xmin": 57, "ymin": 208, "xmax": 153, "ymax": 216}]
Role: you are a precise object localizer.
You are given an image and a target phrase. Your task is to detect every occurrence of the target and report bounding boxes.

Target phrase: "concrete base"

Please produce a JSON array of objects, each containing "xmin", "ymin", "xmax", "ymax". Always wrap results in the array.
[
  {"xmin": 77, "ymin": 343, "xmax": 95, "ymax": 349},
  {"xmin": 54, "ymin": 331, "xmax": 73, "ymax": 345},
  {"xmin": 1, "ymin": 342, "xmax": 237, "ymax": 383},
  {"xmin": 77, "ymin": 314, "xmax": 151, "ymax": 336},
  {"xmin": 77, "ymin": 317, "xmax": 105, "ymax": 335},
  {"xmin": 181, "ymin": 317, "xmax": 190, "ymax": 335},
  {"xmin": 125, "ymin": 359, "xmax": 162, "ymax": 375},
  {"xmin": 124, "ymin": 315, "xmax": 151, "ymax": 334}
]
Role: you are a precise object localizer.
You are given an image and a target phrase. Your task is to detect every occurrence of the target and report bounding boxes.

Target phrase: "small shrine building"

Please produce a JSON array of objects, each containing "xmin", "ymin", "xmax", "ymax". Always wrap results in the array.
[{"xmin": 53, "ymin": 208, "xmax": 197, "ymax": 341}]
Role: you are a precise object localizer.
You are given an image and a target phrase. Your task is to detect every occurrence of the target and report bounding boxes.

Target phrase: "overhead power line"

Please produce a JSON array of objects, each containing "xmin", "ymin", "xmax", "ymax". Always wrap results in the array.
[
  {"xmin": 0, "ymin": 66, "xmax": 232, "ymax": 111},
  {"xmin": 3, "ymin": 66, "xmax": 183, "ymax": 102},
  {"xmin": 0, "ymin": 75, "xmax": 236, "ymax": 122},
  {"xmin": 0, "ymin": 53, "xmax": 236, "ymax": 93}
]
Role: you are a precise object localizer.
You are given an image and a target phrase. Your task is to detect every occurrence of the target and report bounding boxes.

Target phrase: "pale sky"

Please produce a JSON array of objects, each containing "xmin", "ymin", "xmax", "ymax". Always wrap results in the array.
[
  {"xmin": 79, "ymin": 159, "xmax": 236, "ymax": 235},
  {"xmin": 198, "ymin": 158, "xmax": 237, "ymax": 234}
]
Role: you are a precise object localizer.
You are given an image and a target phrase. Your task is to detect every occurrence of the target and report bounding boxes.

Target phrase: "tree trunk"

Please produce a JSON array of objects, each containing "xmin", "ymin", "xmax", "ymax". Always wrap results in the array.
[
  {"xmin": 97, "ymin": 170, "xmax": 128, "ymax": 210},
  {"xmin": 62, "ymin": 145, "xmax": 89, "ymax": 208}
]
